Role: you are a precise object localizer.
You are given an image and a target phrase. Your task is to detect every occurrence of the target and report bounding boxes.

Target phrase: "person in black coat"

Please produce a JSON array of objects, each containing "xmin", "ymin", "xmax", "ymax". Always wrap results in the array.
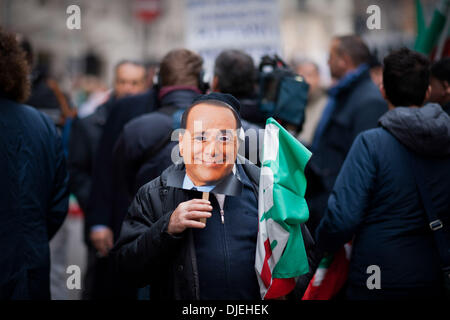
[
  {"xmin": 0, "ymin": 29, "xmax": 68, "ymax": 299},
  {"xmin": 316, "ymin": 48, "xmax": 450, "ymax": 300},
  {"xmin": 68, "ymin": 60, "xmax": 149, "ymax": 299},
  {"xmin": 305, "ymin": 35, "xmax": 388, "ymax": 235},
  {"xmin": 112, "ymin": 93, "xmax": 319, "ymax": 300}
]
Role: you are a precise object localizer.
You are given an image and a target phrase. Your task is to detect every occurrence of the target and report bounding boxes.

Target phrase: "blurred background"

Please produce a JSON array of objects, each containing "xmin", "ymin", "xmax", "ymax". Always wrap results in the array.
[{"xmin": 2, "ymin": 0, "xmax": 446, "ymax": 93}]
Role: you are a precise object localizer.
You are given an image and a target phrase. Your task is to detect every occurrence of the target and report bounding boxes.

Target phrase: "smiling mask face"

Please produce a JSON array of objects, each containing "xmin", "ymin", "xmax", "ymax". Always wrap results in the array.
[{"xmin": 179, "ymin": 103, "xmax": 239, "ymax": 186}]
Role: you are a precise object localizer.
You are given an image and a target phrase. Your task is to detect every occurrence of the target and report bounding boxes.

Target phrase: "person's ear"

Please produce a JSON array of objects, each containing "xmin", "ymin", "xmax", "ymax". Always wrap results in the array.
[
  {"xmin": 425, "ymin": 85, "xmax": 432, "ymax": 102},
  {"xmin": 212, "ymin": 76, "xmax": 220, "ymax": 92},
  {"xmin": 444, "ymin": 81, "xmax": 450, "ymax": 95},
  {"xmin": 379, "ymin": 83, "xmax": 387, "ymax": 100},
  {"xmin": 380, "ymin": 83, "xmax": 395, "ymax": 109}
]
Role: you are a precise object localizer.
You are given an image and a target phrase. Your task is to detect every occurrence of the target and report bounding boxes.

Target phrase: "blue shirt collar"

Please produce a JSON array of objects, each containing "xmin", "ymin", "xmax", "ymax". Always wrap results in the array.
[{"xmin": 182, "ymin": 174, "xmax": 216, "ymax": 193}]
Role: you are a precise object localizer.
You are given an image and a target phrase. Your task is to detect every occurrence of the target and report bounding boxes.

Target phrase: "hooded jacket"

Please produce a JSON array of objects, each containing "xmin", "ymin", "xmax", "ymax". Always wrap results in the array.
[{"xmin": 316, "ymin": 103, "xmax": 450, "ymax": 295}]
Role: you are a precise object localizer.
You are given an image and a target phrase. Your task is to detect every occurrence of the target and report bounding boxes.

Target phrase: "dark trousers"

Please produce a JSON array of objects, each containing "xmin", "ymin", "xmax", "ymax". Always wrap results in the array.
[{"xmin": 82, "ymin": 246, "xmax": 137, "ymax": 300}]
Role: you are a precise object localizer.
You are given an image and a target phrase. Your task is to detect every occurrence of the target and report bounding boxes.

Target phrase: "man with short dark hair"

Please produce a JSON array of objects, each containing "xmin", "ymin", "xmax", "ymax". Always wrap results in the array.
[
  {"xmin": 316, "ymin": 48, "xmax": 450, "ymax": 300},
  {"xmin": 212, "ymin": 50, "xmax": 264, "ymax": 126},
  {"xmin": 212, "ymin": 50, "xmax": 265, "ymax": 165},
  {"xmin": 213, "ymin": 50, "xmax": 256, "ymax": 99},
  {"xmin": 305, "ymin": 35, "xmax": 388, "ymax": 235},
  {"xmin": 112, "ymin": 93, "xmax": 317, "ymax": 300}
]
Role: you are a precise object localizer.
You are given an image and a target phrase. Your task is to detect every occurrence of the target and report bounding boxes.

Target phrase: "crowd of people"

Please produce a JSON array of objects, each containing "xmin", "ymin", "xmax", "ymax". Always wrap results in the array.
[{"xmin": 0, "ymin": 26, "xmax": 449, "ymax": 300}]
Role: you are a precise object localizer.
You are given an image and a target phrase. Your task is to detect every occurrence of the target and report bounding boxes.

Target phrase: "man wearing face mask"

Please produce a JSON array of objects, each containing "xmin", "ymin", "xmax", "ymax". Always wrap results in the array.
[{"xmin": 112, "ymin": 93, "xmax": 318, "ymax": 300}]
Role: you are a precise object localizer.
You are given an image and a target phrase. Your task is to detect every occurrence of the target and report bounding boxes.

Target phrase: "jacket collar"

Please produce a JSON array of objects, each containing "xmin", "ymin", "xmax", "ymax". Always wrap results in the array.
[
  {"xmin": 329, "ymin": 63, "xmax": 370, "ymax": 97},
  {"xmin": 378, "ymin": 103, "xmax": 450, "ymax": 156},
  {"xmin": 158, "ymin": 86, "xmax": 201, "ymax": 101}
]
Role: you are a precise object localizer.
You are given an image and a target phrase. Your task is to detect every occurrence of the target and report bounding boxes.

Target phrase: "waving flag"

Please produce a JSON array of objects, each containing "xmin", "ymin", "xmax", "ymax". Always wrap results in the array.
[
  {"xmin": 414, "ymin": 0, "xmax": 449, "ymax": 57},
  {"xmin": 255, "ymin": 117, "xmax": 312, "ymax": 299}
]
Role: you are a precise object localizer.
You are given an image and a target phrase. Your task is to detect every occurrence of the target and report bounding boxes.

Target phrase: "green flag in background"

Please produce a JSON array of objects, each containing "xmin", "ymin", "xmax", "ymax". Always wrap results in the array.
[
  {"xmin": 414, "ymin": 0, "xmax": 449, "ymax": 55},
  {"xmin": 255, "ymin": 117, "xmax": 312, "ymax": 299}
]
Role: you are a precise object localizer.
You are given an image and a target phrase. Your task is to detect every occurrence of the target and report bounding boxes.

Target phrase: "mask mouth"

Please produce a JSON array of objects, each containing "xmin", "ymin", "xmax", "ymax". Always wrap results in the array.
[
  {"xmin": 192, "ymin": 154, "xmax": 229, "ymax": 164},
  {"xmin": 197, "ymin": 159, "xmax": 226, "ymax": 165}
]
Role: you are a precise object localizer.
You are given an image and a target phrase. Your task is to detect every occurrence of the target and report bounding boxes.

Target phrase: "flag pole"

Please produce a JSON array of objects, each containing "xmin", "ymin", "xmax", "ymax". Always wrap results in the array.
[{"xmin": 200, "ymin": 192, "xmax": 209, "ymax": 224}]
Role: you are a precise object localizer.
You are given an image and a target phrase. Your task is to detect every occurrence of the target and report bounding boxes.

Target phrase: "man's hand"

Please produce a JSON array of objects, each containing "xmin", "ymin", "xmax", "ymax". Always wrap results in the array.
[
  {"xmin": 90, "ymin": 227, "xmax": 114, "ymax": 257},
  {"xmin": 167, "ymin": 199, "xmax": 212, "ymax": 235}
]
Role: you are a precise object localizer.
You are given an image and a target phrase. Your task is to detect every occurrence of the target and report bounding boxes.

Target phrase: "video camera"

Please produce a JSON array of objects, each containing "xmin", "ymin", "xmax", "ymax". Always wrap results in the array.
[{"xmin": 257, "ymin": 55, "xmax": 309, "ymax": 131}]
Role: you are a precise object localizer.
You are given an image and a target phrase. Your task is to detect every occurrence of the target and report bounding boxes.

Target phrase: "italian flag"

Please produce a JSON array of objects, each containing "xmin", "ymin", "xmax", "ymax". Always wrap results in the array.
[{"xmin": 255, "ymin": 117, "xmax": 312, "ymax": 299}]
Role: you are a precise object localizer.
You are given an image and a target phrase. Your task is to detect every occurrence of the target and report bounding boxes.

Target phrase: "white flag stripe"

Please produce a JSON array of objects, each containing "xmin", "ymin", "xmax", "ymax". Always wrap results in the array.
[
  {"xmin": 312, "ymin": 268, "xmax": 328, "ymax": 287},
  {"xmin": 260, "ymin": 167, "xmax": 275, "ymax": 213},
  {"xmin": 262, "ymin": 123, "xmax": 279, "ymax": 163},
  {"xmin": 266, "ymin": 219, "xmax": 290, "ymax": 266}
]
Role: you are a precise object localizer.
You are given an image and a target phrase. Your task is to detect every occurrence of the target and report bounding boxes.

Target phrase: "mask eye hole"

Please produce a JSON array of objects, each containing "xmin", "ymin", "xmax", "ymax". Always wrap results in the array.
[
  {"xmin": 217, "ymin": 135, "xmax": 231, "ymax": 143},
  {"xmin": 194, "ymin": 135, "xmax": 207, "ymax": 142}
]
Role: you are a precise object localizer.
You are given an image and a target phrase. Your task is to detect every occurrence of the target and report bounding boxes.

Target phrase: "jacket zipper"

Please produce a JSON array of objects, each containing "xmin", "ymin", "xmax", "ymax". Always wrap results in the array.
[
  {"xmin": 220, "ymin": 209, "xmax": 224, "ymax": 224},
  {"xmin": 220, "ymin": 200, "xmax": 230, "ymax": 297},
  {"xmin": 215, "ymin": 194, "xmax": 226, "ymax": 224}
]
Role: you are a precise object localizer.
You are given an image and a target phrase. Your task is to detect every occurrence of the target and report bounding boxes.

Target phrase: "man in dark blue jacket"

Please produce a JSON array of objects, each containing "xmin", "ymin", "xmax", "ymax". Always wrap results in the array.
[
  {"xmin": 305, "ymin": 35, "xmax": 388, "ymax": 235},
  {"xmin": 0, "ymin": 29, "xmax": 68, "ymax": 299},
  {"xmin": 316, "ymin": 48, "xmax": 450, "ymax": 300}
]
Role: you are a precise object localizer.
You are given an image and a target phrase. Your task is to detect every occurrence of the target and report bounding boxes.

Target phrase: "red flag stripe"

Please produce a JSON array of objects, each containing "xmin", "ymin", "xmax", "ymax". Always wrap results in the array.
[
  {"xmin": 265, "ymin": 278, "xmax": 296, "ymax": 300},
  {"xmin": 260, "ymin": 239, "xmax": 273, "ymax": 288}
]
